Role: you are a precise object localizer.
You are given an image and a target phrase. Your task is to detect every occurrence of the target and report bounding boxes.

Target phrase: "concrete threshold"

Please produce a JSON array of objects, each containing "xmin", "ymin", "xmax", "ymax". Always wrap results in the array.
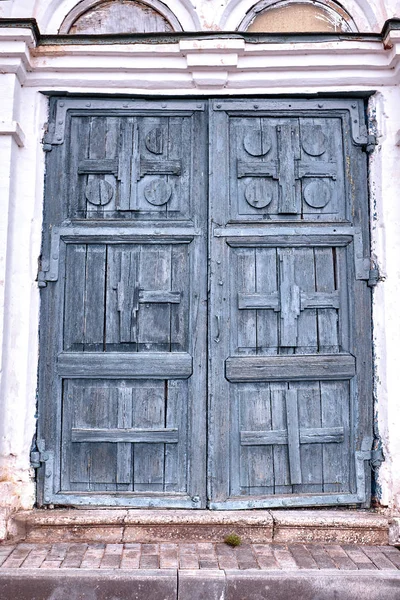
[
  {"xmin": 9, "ymin": 508, "xmax": 390, "ymax": 545},
  {"xmin": 0, "ymin": 568, "xmax": 400, "ymax": 600}
]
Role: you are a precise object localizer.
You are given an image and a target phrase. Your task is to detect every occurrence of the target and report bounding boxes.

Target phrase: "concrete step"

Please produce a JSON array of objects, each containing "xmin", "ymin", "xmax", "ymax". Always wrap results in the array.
[
  {"xmin": 0, "ymin": 568, "xmax": 400, "ymax": 600},
  {"xmin": 9, "ymin": 509, "xmax": 390, "ymax": 545},
  {"xmin": 1, "ymin": 541, "xmax": 400, "ymax": 599}
]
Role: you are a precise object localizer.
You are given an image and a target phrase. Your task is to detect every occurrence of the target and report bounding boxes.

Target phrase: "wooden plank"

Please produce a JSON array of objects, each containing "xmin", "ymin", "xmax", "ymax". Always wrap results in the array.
[
  {"xmin": 297, "ymin": 382, "xmax": 323, "ymax": 494},
  {"xmin": 277, "ymin": 122, "xmax": 298, "ymax": 213},
  {"xmin": 137, "ymin": 245, "xmax": 171, "ymax": 351},
  {"xmin": 226, "ymin": 353, "xmax": 356, "ymax": 382},
  {"xmin": 269, "ymin": 383, "xmax": 290, "ymax": 494},
  {"xmin": 279, "ymin": 249, "xmax": 300, "ymax": 347},
  {"xmin": 83, "ymin": 244, "xmax": 106, "ymax": 351},
  {"xmin": 91, "ymin": 386, "xmax": 117, "ymax": 490},
  {"xmin": 256, "ymin": 247, "xmax": 279, "ymax": 355},
  {"xmin": 57, "ymin": 352, "xmax": 193, "ymax": 379},
  {"xmin": 321, "ymin": 381, "xmax": 350, "ymax": 493},
  {"xmin": 71, "ymin": 428, "xmax": 179, "ymax": 443},
  {"xmin": 139, "ymin": 159, "xmax": 181, "ymax": 178},
  {"xmin": 300, "ymin": 426, "xmax": 344, "ymax": 444},
  {"xmin": 301, "ymin": 291, "xmax": 339, "ymax": 310},
  {"xmin": 116, "ymin": 386, "xmax": 133, "ymax": 487},
  {"xmin": 133, "ymin": 381, "xmax": 165, "ymax": 492},
  {"xmin": 119, "ymin": 117, "xmax": 133, "ymax": 210},
  {"xmin": 237, "ymin": 160, "xmax": 277, "ymax": 178},
  {"xmin": 68, "ymin": 383, "xmax": 90, "ymax": 488},
  {"xmin": 294, "ymin": 247, "xmax": 317, "ymax": 354},
  {"xmin": 235, "ymin": 248, "xmax": 257, "ymax": 354},
  {"xmin": 286, "ymin": 388, "xmax": 302, "ymax": 485},
  {"xmin": 69, "ymin": 116, "xmax": 90, "ymax": 218},
  {"xmin": 118, "ymin": 248, "xmax": 139, "ymax": 343},
  {"xmin": 241, "ymin": 426, "xmax": 344, "ymax": 445},
  {"xmin": 239, "ymin": 384, "xmax": 274, "ymax": 494},
  {"xmin": 170, "ymin": 244, "xmax": 188, "ymax": 352},
  {"xmin": 241, "ymin": 429, "xmax": 287, "ymax": 445},
  {"xmin": 78, "ymin": 159, "xmax": 119, "ymax": 175},
  {"xmin": 105, "ymin": 245, "xmax": 122, "ymax": 348},
  {"xmin": 314, "ymin": 247, "xmax": 340, "ymax": 352},
  {"xmin": 87, "ymin": 116, "xmax": 107, "ymax": 219},
  {"xmin": 139, "ymin": 291, "xmax": 181, "ymax": 304},
  {"xmin": 238, "ymin": 292, "xmax": 279, "ymax": 310},
  {"xmin": 164, "ymin": 380, "xmax": 188, "ymax": 492},
  {"xmin": 63, "ymin": 244, "xmax": 86, "ymax": 351}
]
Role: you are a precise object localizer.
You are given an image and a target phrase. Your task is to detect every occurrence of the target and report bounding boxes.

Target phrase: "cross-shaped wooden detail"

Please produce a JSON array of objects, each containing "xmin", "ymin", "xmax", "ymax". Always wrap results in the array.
[
  {"xmin": 77, "ymin": 122, "xmax": 182, "ymax": 211},
  {"xmin": 237, "ymin": 123, "xmax": 336, "ymax": 214},
  {"xmin": 116, "ymin": 250, "xmax": 181, "ymax": 343},
  {"xmin": 238, "ymin": 249, "xmax": 339, "ymax": 347},
  {"xmin": 240, "ymin": 389, "xmax": 344, "ymax": 485}
]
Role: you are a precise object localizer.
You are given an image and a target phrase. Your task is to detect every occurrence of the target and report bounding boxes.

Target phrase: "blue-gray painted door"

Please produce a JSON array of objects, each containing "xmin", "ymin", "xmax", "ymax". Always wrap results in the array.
[
  {"xmin": 38, "ymin": 98, "xmax": 208, "ymax": 507},
  {"xmin": 38, "ymin": 97, "xmax": 373, "ymax": 509},
  {"xmin": 208, "ymin": 99, "xmax": 373, "ymax": 509}
]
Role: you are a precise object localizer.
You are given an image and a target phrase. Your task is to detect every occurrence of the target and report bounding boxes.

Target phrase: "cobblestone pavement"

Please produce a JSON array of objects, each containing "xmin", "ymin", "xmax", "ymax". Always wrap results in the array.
[{"xmin": 0, "ymin": 543, "xmax": 399, "ymax": 571}]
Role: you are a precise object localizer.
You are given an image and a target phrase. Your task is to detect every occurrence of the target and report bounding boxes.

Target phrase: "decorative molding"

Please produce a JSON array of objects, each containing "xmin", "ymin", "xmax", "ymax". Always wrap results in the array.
[
  {"xmin": 1, "ymin": 19, "xmax": 400, "ymax": 90},
  {"xmin": 0, "ymin": 121, "xmax": 25, "ymax": 147}
]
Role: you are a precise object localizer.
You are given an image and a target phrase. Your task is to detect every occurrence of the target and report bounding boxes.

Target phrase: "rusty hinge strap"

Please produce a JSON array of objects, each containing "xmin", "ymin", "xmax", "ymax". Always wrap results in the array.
[
  {"xmin": 365, "ymin": 134, "xmax": 378, "ymax": 154},
  {"xmin": 37, "ymin": 227, "xmax": 60, "ymax": 288},
  {"xmin": 30, "ymin": 439, "xmax": 50, "ymax": 469}
]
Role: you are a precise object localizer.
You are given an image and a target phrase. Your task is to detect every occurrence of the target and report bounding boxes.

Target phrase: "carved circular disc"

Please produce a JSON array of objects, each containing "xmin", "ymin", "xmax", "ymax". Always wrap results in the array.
[
  {"xmin": 243, "ymin": 129, "xmax": 271, "ymax": 157},
  {"xmin": 245, "ymin": 179, "xmax": 274, "ymax": 209},
  {"xmin": 303, "ymin": 180, "xmax": 331, "ymax": 208},
  {"xmin": 301, "ymin": 125, "xmax": 327, "ymax": 156},
  {"xmin": 145, "ymin": 127, "xmax": 163, "ymax": 154},
  {"xmin": 85, "ymin": 179, "xmax": 114, "ymax": 206},
  {"xmin": 144, "ymin": 179, "xmax": 172, "ymax": 206}
]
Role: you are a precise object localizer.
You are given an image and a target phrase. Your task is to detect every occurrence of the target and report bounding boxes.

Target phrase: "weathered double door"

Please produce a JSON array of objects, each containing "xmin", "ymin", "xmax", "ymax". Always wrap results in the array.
[{"xmin": 38, "ymin": 98, "xmax": 373, "ymax": 508}]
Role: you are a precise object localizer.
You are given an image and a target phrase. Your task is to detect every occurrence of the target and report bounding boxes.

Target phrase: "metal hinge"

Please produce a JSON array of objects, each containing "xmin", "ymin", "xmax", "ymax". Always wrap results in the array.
[
  {"xmin": 30, "ymin": 439, "xmax": 50, "ymax": 469},
  {"xmin": 371, "ymin": 446, "xmax": 385, "ymax": 471},
  {"xmin": 364, "ymin": 134, "xmax": 378, "ymax": 153},
  {"xmin": 37, "ymin": 227, "xmax": 60, "ymax": 288},
  {"xmin": 367, "ymin": 261, "xmax": 380, "ymax": 287}
]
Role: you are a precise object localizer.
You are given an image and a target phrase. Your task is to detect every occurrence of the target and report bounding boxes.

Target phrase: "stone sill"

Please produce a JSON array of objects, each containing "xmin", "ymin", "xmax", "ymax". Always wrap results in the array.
[{"xmin": 5, "ymin": 509, "xmax": 393, "ymax": 546}]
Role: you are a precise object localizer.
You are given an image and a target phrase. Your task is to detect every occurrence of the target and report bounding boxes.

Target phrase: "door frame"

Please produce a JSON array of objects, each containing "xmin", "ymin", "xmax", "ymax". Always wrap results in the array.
[{"xmin": 35, "ymin": 95, "xmax": 374, "ymax": 509}]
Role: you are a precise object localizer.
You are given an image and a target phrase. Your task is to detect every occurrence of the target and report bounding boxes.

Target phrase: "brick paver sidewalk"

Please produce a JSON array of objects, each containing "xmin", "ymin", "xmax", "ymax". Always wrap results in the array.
[{"xmin": 1, "ymin": 542, "xmax": 399, "ymax": 571}]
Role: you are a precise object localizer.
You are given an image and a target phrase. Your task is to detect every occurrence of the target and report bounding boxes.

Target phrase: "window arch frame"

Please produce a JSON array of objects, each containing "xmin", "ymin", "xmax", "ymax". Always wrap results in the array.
[
  {"xmin": 237, "ymin": 0, "xmax": 358, "ymax": 33},
  {"xmin": 59, "ymin": 0, "xmax": 184, "ymax": 34}
]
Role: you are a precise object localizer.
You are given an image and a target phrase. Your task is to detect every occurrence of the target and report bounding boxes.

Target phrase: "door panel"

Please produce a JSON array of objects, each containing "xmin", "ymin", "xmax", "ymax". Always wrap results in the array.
[
  {"xmin": 208, "ymin": 99, "xmax": 372, "ymax": 509},
  {"xmin": 38, "ymin": 99, "xmax": 207, "ymax": 508}
]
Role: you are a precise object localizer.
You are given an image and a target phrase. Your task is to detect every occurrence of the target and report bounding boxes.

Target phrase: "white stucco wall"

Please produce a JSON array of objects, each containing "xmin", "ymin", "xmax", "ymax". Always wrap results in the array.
[
  {"xmin": 0, "ymin": 0, "xmax": 398, "ymax": 32},
  {"xmin": 0, "ymin": 0, "xmax": 400, "ymax": 516}
]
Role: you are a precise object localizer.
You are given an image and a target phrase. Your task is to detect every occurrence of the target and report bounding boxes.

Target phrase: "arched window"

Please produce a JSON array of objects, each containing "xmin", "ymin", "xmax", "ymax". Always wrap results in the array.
[
  {"xmin": 59, "ymin": 0, "xmax": 182, "ymax": 34},
  {"xmin": 239, "ymin": 0, "xmax": 356, "ymax": 33}
]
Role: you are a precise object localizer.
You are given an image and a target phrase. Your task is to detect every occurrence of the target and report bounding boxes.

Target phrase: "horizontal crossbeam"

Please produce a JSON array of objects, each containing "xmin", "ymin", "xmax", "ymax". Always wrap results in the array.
[
  {"xmin": 138, "ymin": 159, "xmax": 181, "ymax": 180},
  {"xmin": 71, "ymin": 428, "xmax": 179, "ymax": 444},
  {"xmin": 78, "ymin": 159, "xmax": 119, "ymax": 175},
  {"xmin": 58, "ymin": 352, "xmax": 193, "ymax": 379},
  {"xmin": 139, "ymin": 290, "xmax": 181, "ymax": 304},
  {"xmin": 241, "ymin": 426, "xmax": 345, "ymax": 446},
  {"xmin": 238, "ymin": 291, "xmax": 339, "ymax": 311},
  {"xmin": 226, "ymin": 354, "xmax": 356, "ymax": 382}
]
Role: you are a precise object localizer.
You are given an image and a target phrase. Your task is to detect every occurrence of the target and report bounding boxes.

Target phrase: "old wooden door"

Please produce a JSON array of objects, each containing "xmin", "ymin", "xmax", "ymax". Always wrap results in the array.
[
  {"xmin": 37, "ymin": 98, "xmax": 207, "ymax": 507},
  {"xmin": 208, "ymin": 99, "xmax": 373, "ymax": 509},
  {"xmin": 37, "ymin": 97, "xmax": 373, "ymax": 509}
]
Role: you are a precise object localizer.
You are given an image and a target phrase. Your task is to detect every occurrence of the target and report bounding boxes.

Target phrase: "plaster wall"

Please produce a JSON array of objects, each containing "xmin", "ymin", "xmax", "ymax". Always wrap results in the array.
[
  {"xmin": 0, "ymin": 0, "xmax": 400, "ymax": 520},
  {"xmin": 0, "ymin": 0, "xmax": 398, "ymax": 32}
]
